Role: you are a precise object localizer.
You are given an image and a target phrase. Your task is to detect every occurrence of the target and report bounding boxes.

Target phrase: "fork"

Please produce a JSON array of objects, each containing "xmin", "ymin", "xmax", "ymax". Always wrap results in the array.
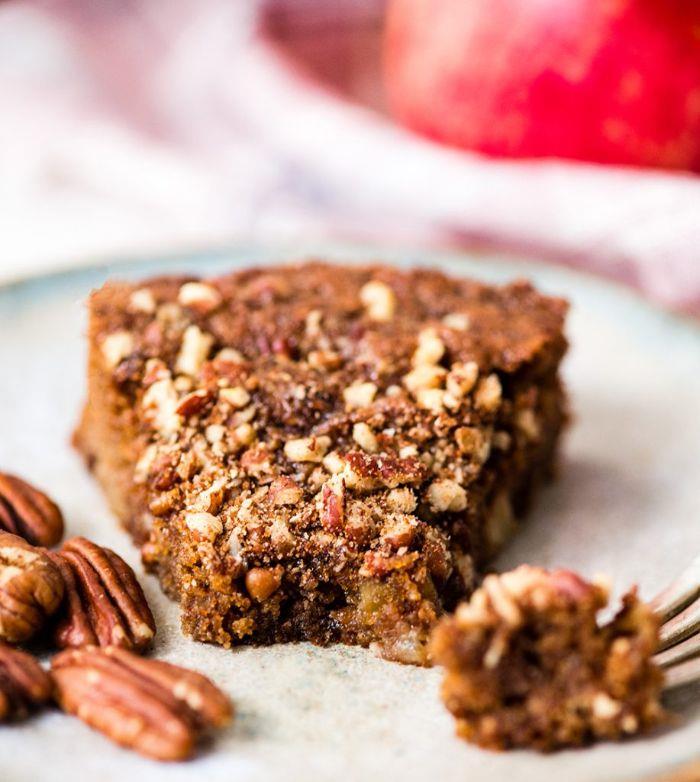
[{"xmin": 649, "ymin": 554, "xmax": 700, "ymax": 690}]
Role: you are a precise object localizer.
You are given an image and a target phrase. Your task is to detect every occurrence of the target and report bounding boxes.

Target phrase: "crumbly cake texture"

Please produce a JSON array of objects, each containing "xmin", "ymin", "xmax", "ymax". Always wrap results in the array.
[
  {"xmin": 431, "ymin": 566, "xmax": 665, "ymax": 750},
  {"xmin": 75, "ymin": 262, "xmax": 568, "ymax": 664}
]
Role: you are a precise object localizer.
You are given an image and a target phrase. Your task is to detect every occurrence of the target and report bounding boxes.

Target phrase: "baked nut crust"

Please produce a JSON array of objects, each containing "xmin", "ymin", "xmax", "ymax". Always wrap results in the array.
[{"xmin": 74, "ymin": 262, "xmax": 568, "ymax": 664}]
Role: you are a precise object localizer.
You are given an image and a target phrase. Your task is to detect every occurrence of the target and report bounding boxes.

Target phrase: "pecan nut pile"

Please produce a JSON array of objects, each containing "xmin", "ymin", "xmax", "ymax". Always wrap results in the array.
[
  {"xmin": 0, "ymin": 531, "xmax": 64, "ymax": 643},
  {"xmin": 49, "ymin": 537, "xmax": 156, "ymax": 652},
  {"xmin": 0, "ymin": 643, "xmax": 53, "ymax": 721},
  {"xmin": 52, "ymin": 646, "xmax": 233, "ymax": 761},
  {"xmin": 0, "ymin": 472, "xmax": 64, "ymax": 547}
]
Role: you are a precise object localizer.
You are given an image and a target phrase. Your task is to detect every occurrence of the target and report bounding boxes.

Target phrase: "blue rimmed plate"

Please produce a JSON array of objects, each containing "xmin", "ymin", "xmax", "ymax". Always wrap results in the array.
[{"xmin": 0, "ymin": 244, "xmax": 699, "ymax": 782}]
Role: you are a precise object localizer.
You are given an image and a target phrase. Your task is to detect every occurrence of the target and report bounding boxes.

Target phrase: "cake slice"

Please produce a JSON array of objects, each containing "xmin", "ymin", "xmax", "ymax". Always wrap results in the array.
[
  {"xmin": 75, "ymin": 262, "xmax": 568, "ymax": 664},
  {"xmin": 431, "ymin": 566, "xmax": 665, "ymax": 750}
]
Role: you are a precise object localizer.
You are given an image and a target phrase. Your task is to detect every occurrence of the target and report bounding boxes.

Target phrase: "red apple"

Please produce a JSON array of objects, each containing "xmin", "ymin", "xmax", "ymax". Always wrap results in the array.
[{"xmin": 384, "ymin": 0, "xmax": 700, "ymax": 170}]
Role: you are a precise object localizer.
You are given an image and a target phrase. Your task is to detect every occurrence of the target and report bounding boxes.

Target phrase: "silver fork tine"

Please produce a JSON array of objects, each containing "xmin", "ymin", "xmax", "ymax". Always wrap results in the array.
[
  {"xmin": 648, "ymin": 555, "xmax": 700, "ymax": 689},
  {"xmin": 661, "ymin": 655, "xmax": 700, "ymax": 691},
  {"xmin": 649, "ymin": 553, "xmax": 700, "ymax": 621},
  {"xmin": 657, "ymin": 596, "xmax": 700, "ymax": 651},
  {"xmin": 654, "ymin": 632, "xmax": 700, "ymax": 669}
]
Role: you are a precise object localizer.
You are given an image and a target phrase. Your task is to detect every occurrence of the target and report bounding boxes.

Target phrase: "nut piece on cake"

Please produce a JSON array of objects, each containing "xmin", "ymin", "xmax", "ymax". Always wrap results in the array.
[
  {"xmin": 430, "ymin": 565, "xmax": 666, "ymax": 751},
  {"xmin": 74, "ymin": 263, "xmax": 569, "ymax": 664}
]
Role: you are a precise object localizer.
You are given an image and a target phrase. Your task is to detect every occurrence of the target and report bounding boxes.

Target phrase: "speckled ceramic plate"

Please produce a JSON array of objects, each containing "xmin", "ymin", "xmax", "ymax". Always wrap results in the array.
[{"xmin": 1, "ymin": 245, "xmax": 699, "ymax": 782}]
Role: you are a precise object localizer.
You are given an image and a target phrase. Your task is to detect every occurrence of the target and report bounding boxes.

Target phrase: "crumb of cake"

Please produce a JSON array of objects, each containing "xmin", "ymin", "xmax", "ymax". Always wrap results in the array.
[
  {"xmin": 431, "ymin": 565, "xmax": 666, "ymax": 750},
  {"xmin": 74, "ymin": 262, "xmax": 568, "ymax": 664}
]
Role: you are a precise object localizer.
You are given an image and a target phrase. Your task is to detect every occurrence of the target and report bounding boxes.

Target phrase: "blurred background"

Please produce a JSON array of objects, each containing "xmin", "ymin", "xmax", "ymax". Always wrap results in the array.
[{"xmin": 2, "ymin": 0, "xmax": 700, "ymax": 313}]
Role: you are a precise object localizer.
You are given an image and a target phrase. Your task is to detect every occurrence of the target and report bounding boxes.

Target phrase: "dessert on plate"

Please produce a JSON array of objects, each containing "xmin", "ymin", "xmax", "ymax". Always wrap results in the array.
[
  {"xmin": 75, "ymin": 262, "xmax": 568, "ymax": 663},
  {"xmin": 431, "ymin": 566, "xmax": 665, "ymax": 750}
]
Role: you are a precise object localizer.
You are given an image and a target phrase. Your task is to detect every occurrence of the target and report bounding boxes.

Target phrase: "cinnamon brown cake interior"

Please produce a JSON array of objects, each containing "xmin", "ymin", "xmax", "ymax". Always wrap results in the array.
[
  {"xmin": 75, "ymin": 262, "xmax": 568, "ymax": 664},
  {"xmin": 431, "ymin": 566, "xmax": 665, "ymax": 750}
]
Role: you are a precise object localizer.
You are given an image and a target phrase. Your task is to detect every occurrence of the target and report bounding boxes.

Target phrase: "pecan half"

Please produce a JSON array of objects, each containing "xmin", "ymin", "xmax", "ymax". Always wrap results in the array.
[
  {"xmin": 0, "ymin": 531, "xmax": 64, "ymax": 643},
  {"xmin": 52, "ymin": 646, "xmax": 233, "ymax": 761},
  {"xmin": 0, "ymin": 643, "xmax": 53, "ymax": 721},
  {"xmin": 49, "ymin": 538, "xmax": 156, "ymax": 652},
  {"xmin": 0, "ymin": 472, "xmax": 64, "ymax": 547}
]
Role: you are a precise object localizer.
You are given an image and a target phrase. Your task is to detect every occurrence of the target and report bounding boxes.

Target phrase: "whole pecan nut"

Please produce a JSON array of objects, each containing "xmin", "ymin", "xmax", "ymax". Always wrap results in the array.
[
  {"xmin": 49, "ymin": 537, "xmax": 156, "ymax": 653},
  {"xmin": 0, "ymin": 472, "xmax": 64, "ymax": 547},
  {"xmin": 0, "ymin": 531, "xmax": 64, "ymax": 643},
  {"xmin": 0, "ymin": 642, "xmax": 53, "ymax": 721},
  {"xmin": 52, "ymin": 646, "xmax": 233, "ymax": 761}
]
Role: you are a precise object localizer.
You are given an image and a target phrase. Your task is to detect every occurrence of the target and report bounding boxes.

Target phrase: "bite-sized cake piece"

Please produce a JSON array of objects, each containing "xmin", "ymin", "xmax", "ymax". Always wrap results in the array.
[
  {"xmin": 75, "ymin": 262, "xmax": 568, "ymax": 664},
  {"xmin": 431, "ymin": 566, "xmax": 665, "ymax": 750}
]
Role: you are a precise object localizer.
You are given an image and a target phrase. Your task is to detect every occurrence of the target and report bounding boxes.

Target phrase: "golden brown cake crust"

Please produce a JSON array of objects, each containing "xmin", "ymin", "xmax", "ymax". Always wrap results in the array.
[{"xmin": 75, "ymin": 261, "xmax": 569, "ymax": 664}]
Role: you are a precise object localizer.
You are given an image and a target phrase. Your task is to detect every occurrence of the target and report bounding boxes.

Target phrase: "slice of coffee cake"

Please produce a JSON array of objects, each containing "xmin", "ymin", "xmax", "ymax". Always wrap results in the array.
[{"xmin": 75, "ymin": 262, "xmax": 568, "ymax": 664}]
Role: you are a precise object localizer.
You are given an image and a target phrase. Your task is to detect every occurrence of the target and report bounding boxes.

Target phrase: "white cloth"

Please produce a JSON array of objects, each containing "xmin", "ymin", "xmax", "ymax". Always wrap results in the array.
[{"xmin": 1, "ymin": 0, "xmax": 699, "ymax": 314}]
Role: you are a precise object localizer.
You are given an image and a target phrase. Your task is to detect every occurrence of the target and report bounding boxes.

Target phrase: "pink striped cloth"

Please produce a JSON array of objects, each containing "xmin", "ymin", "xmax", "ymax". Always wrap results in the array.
[{"xmin": 1, "ymin": 0, "xmax": 699, "ymax": 315}]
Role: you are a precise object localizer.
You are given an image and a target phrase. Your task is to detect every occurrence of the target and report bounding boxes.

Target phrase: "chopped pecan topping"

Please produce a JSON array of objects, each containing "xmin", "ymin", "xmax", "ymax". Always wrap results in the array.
[
  {"xmin": 426, "ymin": 479, "xmax": 468, "ymax": 512},
  {"xmin": 454, "ymin": 426, "xmax": 488, "ymax": 458},
  {"xmin": 0, "ymin": 531, "xmax": 64, "ymax": 643},
  {"xmin": 215, "ymin": 347, "xmax": 246, "ymax": 365},
  {"xmin": 322, "ymin": 451, "xmax": 345, "ymax": 475},
  {"xmin": 386, "ymin": 487, "xmax": 417, "ymax": 513},
  {"xmin": 235, "ymin": 423, "xmax": 257, "ymax": 446},
  {"xmin": 49, "ymin": 538, "xmax": 155, "ymax": 653},
  {"xmin": 359, "ymin": 279, "xmax": 396, "ymax": 321},
  {"xmin": 184, "ymin": 512, "xmax": 223, "ymax": 540},
  {"xmin": 101, "ymin": 330, "xmax": 134, "ymax": 370},
  {"xmin": 219, "ymin": 385, "xmax": 251, "ymax": 408},
  {"xmin": 188, "ymin": 477, "xmax": 227, "ymax": 515},
  {"xmin": 403, "ymin": 364, "xmax": 446, "ymax": 393},
  {"xmin": 360, "ymin": 550, "xmax": 419, "ymax": 578},
  {"xmin": 128, "ymin": 288, "xmax": 156, "ymax": 314},
  {"xmin": 175, "ymin": 389, "xmax": 214, "ymax": 418},
  {"xmin": 178, "ymin": 282, "xmax": 222, "ymax": 313},
  {"xmin": 175, "ymin": 325, "xmax": 214, "ymax": 377},
  {"xmin": 342, "ymin": 451, "xmax": 427, "ymax": 491},
  {"xmin": 412, "ymin": 328, "xmax": 445, "ymax": 366},
  {"xmin": 380, "ymin": 514, "xmax": 418, "ymax": 549},
  {"xmin": 308, "ymin": 349, "xmax": 341, "ymax": 370},
  {"xmin": 415, "ymin": 388, "xmax": 446, "ymax": 413},
  {"xmin": 0, "ymin": 643, "xmax": 53, "ymax": 721},
  {"xmin": 284, "ymin": 436, "xmax": 331, "ymax": 463},
  {"xmin": 441, "ymin": 312, "xmax": 470, "ymax": 331},
  {"xmin": 446, "ymin": 361, "xmax": 479, "ymax": 399},
  {"xmin": 352, "ymin": 422, "xmax": 378, "ymax": 453},
  {"xmin": 474, "ymin": 373, "xmax": 502, "ymax": 412},
  {"xmin": 142, "ymin": 376, "xmax": 181, "ymax": 437},
  {"xmin": 240, "ymin": 446, "xmax": 272, "ymax": 475},
  {"xmin": 52, "ymin": 646, "xmax": 232, "ymax": 761},
  {"xmin": 142, "ymin": 358, "xmax": 170, "ymax": 387},
  {"xmin": 0, "ymin": 472, "xmax": 64, "ymax": 547},
  {"xmin": 320, "ymin": 476, "xmax": 345, "ymax": 532},
  {"xmin": 343, "ymin": 381, "xmax": 378, "ymax": 410},
  {"xmin": 268, "ymin": 477, "xmax": 302, "ymax": 506}
]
